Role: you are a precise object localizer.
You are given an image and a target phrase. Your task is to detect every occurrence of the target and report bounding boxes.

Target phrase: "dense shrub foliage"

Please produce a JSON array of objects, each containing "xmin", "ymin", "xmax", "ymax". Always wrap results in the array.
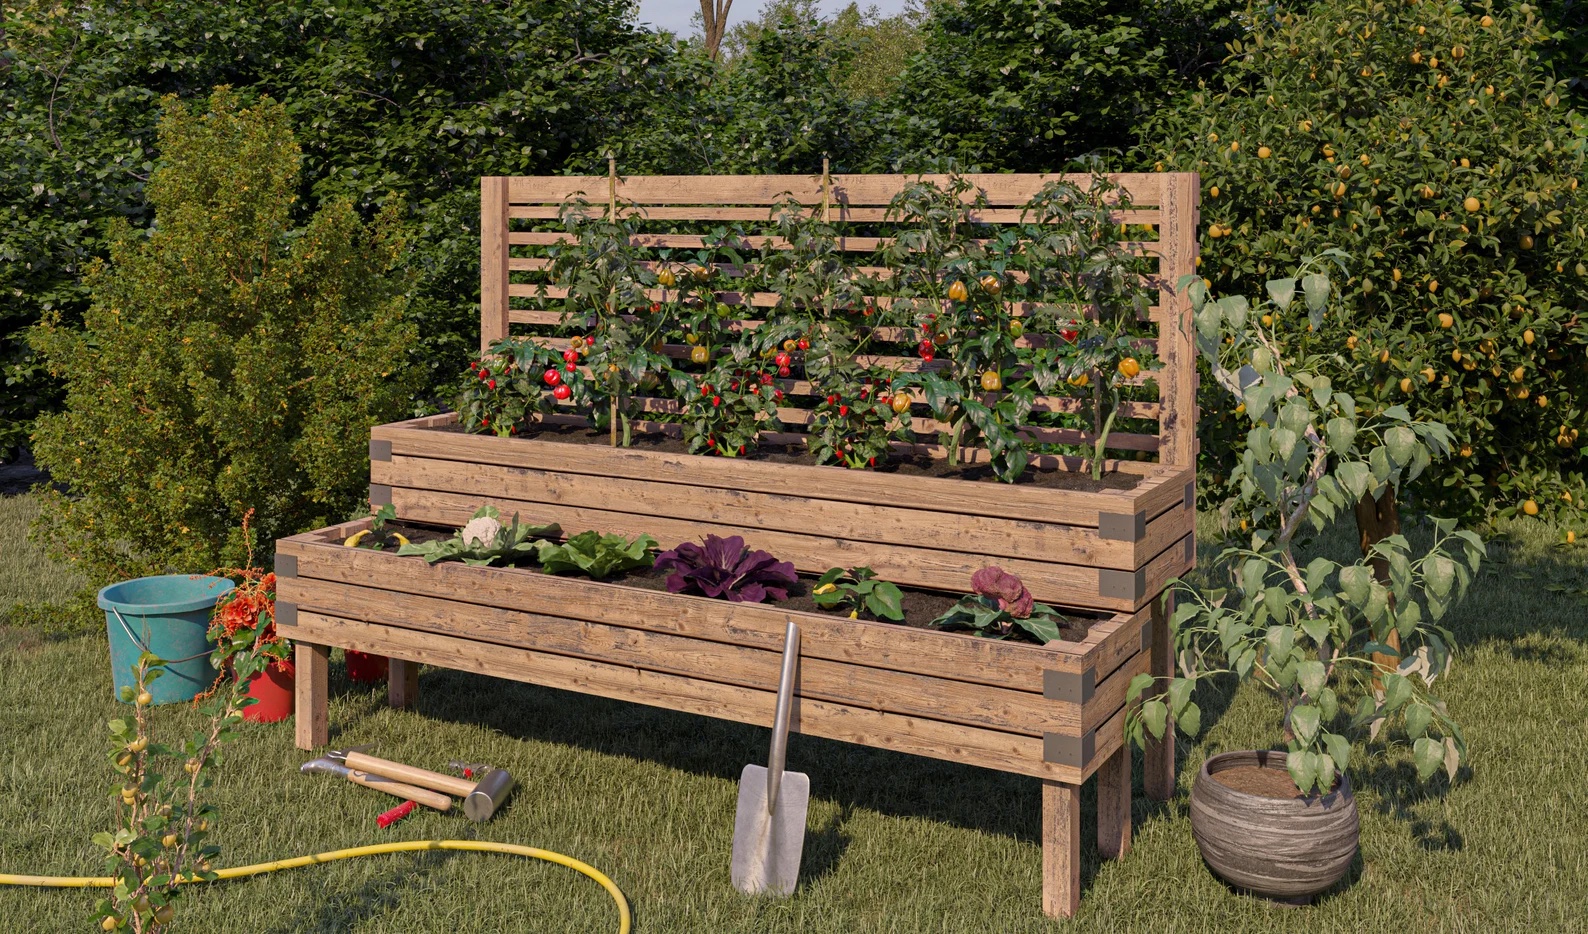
[
  {"xmin": 1149, "ymin": 0, "xmax": 1588, "ymax": 526},
  {"xmin": 28, "ymin": 90, "xmax": 417, "ymax": 585}
]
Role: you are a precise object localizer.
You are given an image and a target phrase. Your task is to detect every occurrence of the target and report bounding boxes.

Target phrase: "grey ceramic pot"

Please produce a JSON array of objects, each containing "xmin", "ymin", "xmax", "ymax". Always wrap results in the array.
[{"xmin": 1188, "ymin": 749, "xmax": 1359, "ymax": 902}]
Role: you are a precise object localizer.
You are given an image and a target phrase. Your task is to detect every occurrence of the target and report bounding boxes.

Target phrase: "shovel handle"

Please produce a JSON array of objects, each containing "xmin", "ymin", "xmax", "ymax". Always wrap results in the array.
[
  {"xmin": 767, "ymin": 620, "xmax": 801, "ymax": 812},
  {"xmin": 345, "ymin": 770, "xmax": 453, "ymax": 811}
]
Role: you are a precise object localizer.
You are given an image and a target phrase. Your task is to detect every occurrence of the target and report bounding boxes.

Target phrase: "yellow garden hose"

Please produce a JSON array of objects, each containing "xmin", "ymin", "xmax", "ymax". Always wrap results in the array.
[{"xmin": 0, "ymin": 839, "xmax": 631, "ymax": 934}]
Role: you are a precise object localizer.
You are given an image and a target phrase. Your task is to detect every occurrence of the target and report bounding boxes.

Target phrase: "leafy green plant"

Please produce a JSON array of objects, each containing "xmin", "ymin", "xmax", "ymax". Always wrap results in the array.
[
  {"xmin": 536, "ymin": 530, "xmax": 658, "ymax": 580},
  {"xmin": 456, "ymin": 338, "xmax": 591, "ymax": 437},
  {"xmin": 26, "ymin": 89, "xmax": 418, "ymax": 587},
  {"xmin": 806, "ymin": 373, "xmax": 900, "ymax": 468},
  {"xmin": 811, "ymin": 566, "xmax": 904, "ymax": 621},
  {"xmin": 344, "ymin": 504, "xmax": 409, "ymax": 551},
  {"xmin": 1147, "ymin": 0, "xmax": 1588, "ymax": 528},
  {"xmin": 930, "ymin": 566, "xmax": 1077, "ymax": 643},
  {"xmin": 1126, "ymin": 259, "xmax": 1485, "ymax": 795},
  {"xmin": 548, "ymin": 201, "xmax": 677, "ymax": 446},
  {"xmin": 680, "ymin": 362, "xmax": 782, "ymax": 457},
  {"xmin": 395, "ymin": 506, "xmax": 561, "ymax": 567}
]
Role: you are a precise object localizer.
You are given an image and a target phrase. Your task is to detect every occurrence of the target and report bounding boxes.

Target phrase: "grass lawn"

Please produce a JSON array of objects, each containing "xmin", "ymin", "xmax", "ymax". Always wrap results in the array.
[{"xmin": 1, "ymin": 490, "xmax": 1585, "ymax": 932}]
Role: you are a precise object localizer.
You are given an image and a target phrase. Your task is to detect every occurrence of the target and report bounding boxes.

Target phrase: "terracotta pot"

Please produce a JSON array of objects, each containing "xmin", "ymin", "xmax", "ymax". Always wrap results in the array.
[
  {"xmin": 1189, "ymin": 749, "xmax": 1358, "ymax": 902},
  {"xmin": 241, "ymin": 659, "xmax": 295, "ymax": 723},
  {"xmin": 345, "ymin": 649, "xmax": 388, "ymax": 683}
]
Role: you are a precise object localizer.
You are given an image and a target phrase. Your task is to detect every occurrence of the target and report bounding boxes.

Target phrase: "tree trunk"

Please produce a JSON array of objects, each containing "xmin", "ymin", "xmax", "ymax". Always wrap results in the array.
[
  {"xmin": 700, "ymin": 0, "xmax": 734, "ymax": 60},
  {"xmin": 1354, "ymin": 484, "xmax": 1401, "ymax": 685}
]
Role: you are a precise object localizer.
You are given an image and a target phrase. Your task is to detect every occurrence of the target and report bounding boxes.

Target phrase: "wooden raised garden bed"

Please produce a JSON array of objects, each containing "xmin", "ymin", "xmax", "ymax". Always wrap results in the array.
[{"xmin": 282, "ymin": 170, "xmax": 1200, "ymax": 918}]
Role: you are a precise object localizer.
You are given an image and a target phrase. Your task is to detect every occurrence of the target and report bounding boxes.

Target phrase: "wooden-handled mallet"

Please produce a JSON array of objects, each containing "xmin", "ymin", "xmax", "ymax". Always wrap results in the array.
[
  {"xmin": 299, "ymin": 755, "xmax": 453, "ymax": 811},
  {"xmin": 328, "ymin": 745, "xmax": 517, "ymax": 822}
]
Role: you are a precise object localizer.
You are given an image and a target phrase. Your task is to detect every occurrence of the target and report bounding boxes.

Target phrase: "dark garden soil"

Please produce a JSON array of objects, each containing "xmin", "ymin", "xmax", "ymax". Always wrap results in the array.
[
  {"xmin": 427, "ymin": 422, "xmax": 1142, "ymax": 493},
  {"xmin": 377, "ymin": 520, "xmax": 1093, "ymax": 643},
  {"xmin": 1210, "ymin": 765, "xmax": 1321, "ymax": 800}
]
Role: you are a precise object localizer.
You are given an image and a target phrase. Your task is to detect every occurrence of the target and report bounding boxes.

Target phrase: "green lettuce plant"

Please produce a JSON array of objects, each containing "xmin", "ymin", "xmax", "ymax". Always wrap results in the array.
[
  {"xmin": 1127, "ymin": 257, "xmax": 1485, "ymax": 795},
  {"xmin": 396, "ymin": 506, "xmax": 561, "ymax": 567},
  {"xmin": 536, "ymin": 531, "xmax": 658, "ymax": 580}
]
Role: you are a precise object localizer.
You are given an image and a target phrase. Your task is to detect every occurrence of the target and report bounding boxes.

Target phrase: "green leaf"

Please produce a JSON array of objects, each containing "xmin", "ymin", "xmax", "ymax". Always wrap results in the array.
[
  {"xmin": 1318, "ymin": 687, "xmax": 1338, "ymax": 722},
  {"xmin": 1265, "ymin": 277, "xmax": 1297, "ymax": 312},
  {"xmin": 1301, "ymin": 273, "xmax": 1331, "ymax": 311},
  {"xmin": 1301, "ymin": 615, "xmax": 1331, "ymax": 647},
  {"xmin": 1323, "ymin": 732, "xmax": 1352, "ymax": 773},
  {"xmin": 1404, "ymin": 703, "xmax": 1432, "ymax": 739},
  {"xmin": 1385, "ymin": 425, "xmax": 1416, "ymax": 467},
  {"xmin": 1382, "ymin": 673, "xmax": 1412, "ymax": 711},
  {"xmin": 1412, "ymin": 736, "xmax": 1444, "ymax": 781},
  {"xmin": 1167, "ymin": 677, "xmax": 1194, "ymax": 714},
  {"xmin": 1126, "ymin": 672, "xmax": 1156, "ymax": 703},
  {"xmin": 866, "ymin": 583, "xmax": 905, "ymax": 622},
  {"xmin": 1177, "ymin": 701, "xmax": 1201, "ymax": 737},
  {"xmin": 1288, "ymin": 750, "xmax": 1319, "ymax": 794},
  {"xmin": 1325, "ymin": 417, "xmax": 1356, "ymax": 453},
  {"xmin": 1139, "ymin": 699, "xmax": 1168, "ymax": 740},
  {"xmin": 1297, "ymin": 659, "xmax": 1327, "ymax": 697},
  {"xmin": 1338, "ymin": 564, "xmax": 1372, "ymax": 605},
  {"xmin": 1290, "ymin": 704, "xmax": 1321, "ymax": 744},
  {"xmin": 1425, "ymin": 555, "xmax": 1455, "ymax": 599}
]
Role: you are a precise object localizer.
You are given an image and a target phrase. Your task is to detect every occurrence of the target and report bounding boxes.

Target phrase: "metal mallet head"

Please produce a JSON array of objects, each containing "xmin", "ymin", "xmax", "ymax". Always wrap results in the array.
[{"xmin": 463, "ymin": 767, "xmax": 516, "ymax": 822}]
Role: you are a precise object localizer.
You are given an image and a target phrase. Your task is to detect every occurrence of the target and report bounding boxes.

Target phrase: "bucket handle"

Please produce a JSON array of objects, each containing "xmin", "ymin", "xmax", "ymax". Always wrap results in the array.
[{"xmin": 109, "ymin": 606, "xmax": 214, "ymax": 665}]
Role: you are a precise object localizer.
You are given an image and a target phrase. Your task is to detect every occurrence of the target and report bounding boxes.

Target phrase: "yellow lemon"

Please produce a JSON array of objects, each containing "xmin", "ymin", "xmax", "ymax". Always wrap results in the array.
[
  {"xmin": 1463, "ymin": 196, "xmax": 1480, "ymax": 212},
  {"xmin": 1522, "ymin": 500, "xmax": 1539, "ymax": 516}
]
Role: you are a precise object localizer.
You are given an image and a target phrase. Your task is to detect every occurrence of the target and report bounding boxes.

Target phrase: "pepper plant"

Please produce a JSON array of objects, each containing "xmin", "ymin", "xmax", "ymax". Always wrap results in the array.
[
  {"xmin": 680, "ymin": 360, "xmax": 781, "ymax": 457},
  {"xmin": 1011, "ymin": 174, "xmax": 1158, "ymax": 479},
  {"xmin": 456, "ymin": 338, "xmax": 590, "ymax": 437},
  {"xmin": 548, "ymin": 203, "xmax": 674, "ymax": 446},
  {"xmin": 1126, "ymin": 256, "xmax": 1485, "ymax": 795}
]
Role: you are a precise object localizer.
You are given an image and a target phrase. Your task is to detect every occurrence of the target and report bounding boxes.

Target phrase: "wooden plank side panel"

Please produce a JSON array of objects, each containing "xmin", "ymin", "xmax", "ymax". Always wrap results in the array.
[
  {"xmin": 370, "ymin": 417, "xmax": 1164, "ymax": 527},
  {"xmin": 371, "ymin": 454, "xmax": 1137, "ymax": 570},
  {"xmin": 510, "ymin": 204, "xmax": 1164, "ymax": 225},
  {"xmin": 280, "ymin": 574, "xmax": 1088, "ymax": 737},
  {"xmin": 1156, "ymin": 172, "xmax": 1200, "ymax": 469},
  {"xmin": 387, "ymin": 486, "xmax": 1139, "ymax": 610},
  {"xmin": 285, "ymin": 610, "xmax": 1083, "ymax": 783},
  {"xmin": 277, "ymin": 536, "xmax": 1097, "ymax": 688}
]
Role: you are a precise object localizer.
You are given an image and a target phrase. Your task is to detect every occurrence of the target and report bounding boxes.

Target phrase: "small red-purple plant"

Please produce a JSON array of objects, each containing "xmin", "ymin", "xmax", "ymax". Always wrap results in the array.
[{"xmin": 653, "ymin": 534, "xmax": 798, "ymax": 603}]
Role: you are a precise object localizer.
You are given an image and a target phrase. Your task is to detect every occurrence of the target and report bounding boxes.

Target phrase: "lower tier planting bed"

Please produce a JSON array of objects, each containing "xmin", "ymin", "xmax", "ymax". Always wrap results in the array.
[{"xmin": 276, "ymin": 516, "xmax": 1164, "ymax": 917}]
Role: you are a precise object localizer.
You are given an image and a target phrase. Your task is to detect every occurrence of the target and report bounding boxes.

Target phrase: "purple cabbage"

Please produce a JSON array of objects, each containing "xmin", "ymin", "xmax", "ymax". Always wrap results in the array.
[
  {"xmin": 653, "ymin": 534, "xmax": 798, "ymax": 603},
  {"xmin": 972, "ymin": 566, "xmax": 1034, "ymax": 619}
]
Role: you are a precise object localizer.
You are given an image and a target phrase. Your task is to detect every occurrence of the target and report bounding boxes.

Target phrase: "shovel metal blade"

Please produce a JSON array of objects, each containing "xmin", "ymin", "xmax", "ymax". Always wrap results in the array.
[{"xmin": 730, "ymin": 763, "xmax": 810, "ymax": 896}]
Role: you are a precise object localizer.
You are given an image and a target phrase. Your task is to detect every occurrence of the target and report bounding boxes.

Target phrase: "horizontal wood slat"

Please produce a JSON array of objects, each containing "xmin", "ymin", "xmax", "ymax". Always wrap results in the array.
[
  {"xmin": 285, "ymin": 610, "xmax": 1089, "ymax": 783},
  {"xmin": 506, "ymin": 173, "xmax": 1166, "ymax": 207},
  {"xmin": 507, "ymin": 230, "xmax": 1166, "ymax": 257},
  {"xmin": 508, "ymin": 204, "xmax": 1163, "ymax": 225}
]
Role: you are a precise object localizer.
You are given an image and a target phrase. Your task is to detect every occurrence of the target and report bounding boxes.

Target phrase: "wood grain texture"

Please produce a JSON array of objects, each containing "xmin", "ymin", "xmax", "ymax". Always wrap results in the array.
[
  {"xmin": 507, "ymin": 173, "xmax": 1166, "ymax": 207},
  {"xmin": 1156, "ymin": 172, "xmax": 1200, "ymax": 469},
  {"xmin": 1096, "ymin": 746, "xmax": 1132, "ymax": 860},
  {"xmin": 371, "ymin": 414, "xmax": 1171, "ymax": 525},
  {"xmin": 480, "ymin": 177, "xmax": 511, "ymax": 352},
  {"xmin": 372, "ymin": 454, "xmax": 1139, "ymax": 569},
  {"xmin": 389, "ymin": 658, "xmax": 420, "ymax": 709},
  {"xmin": 279, "ymin": 573, "xmax": 1085, "ymax": 736},
  {"xmin": 1188, "ymin": 750, "xmax": 1358, "ymax": 901},
  {"xmin": 287, "ymin": 610, "xmax": 1088, "ymax": 783},
  {"xmin": 276, "ymin": 532, "xmax": 1114, "ymax": 689},
  {"xmin": 1042, "ymin": 780, "xmax": 1082, "ymax": 919},
  {"xmin": 1143, "ymin": 594, "xmax": 1176, "ymax": 801},
  {"xmin": 294, "ymin": 642, "xmax": 329, "ymax": 750}
]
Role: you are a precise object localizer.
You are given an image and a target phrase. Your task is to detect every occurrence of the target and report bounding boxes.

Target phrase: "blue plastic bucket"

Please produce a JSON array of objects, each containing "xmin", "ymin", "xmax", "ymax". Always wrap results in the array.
[{"xmin": 98, "ymin": 575, "xmax": 234, "ymax": 705}]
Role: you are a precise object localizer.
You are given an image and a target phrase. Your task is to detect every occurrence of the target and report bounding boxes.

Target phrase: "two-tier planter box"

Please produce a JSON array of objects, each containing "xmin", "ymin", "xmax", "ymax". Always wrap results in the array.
[{"xmin": 282, "ymin": 170, "xmax": 1201, "ymax": 918}]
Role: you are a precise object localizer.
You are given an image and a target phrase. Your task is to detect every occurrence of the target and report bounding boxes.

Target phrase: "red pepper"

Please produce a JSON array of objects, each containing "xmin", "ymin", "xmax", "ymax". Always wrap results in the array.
[
  {"xmin": 487, "ymin": 379, "xmax": 496, "ymax": 389},
  {"xmin": 543, "ymin": 369, "xmax": 561, "ymax": 386},
  {"xmin": 564, "ymin": 361, "xmax": 576, "ymax": 372},
  {"xmin": 712, "ymin": 395, "xmax": 721, "ymax": 407},
  {"xmin": 839, "ymin": 405, "xmax": 849, "ymax": 416},
  {"xmin": 777, "ymin": 365, "xmax": 791, "ymax": 377}
]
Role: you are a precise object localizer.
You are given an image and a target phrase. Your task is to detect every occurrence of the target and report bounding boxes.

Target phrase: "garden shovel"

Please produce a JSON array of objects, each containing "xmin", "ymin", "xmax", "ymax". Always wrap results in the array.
[{"xmin": 731, "ymin": 619, "xmax": 809, "ymax": 897}]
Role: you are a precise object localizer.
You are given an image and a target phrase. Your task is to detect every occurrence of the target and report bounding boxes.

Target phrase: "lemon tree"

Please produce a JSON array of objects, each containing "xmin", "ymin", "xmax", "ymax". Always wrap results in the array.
[{"xmin": 1148, "ymin": 0, "xmax": 1588, "ymax": 536}]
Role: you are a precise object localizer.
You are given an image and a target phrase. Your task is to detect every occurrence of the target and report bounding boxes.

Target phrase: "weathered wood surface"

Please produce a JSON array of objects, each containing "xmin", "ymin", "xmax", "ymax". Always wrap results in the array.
[
  {"xmin": 1042, "ymin": 780, "xmax": 1082, "ymax": 919},
  {"xmin": 277, "ymin": 524, "xmax": 1144, "ymax": 690},
  {"xmin": 370, "ymin": 453, "xmax": 1188, "ymax": 571},
  {"xmin": 294, "ymin": 642, "xmax": 329, "ymax": 749},
  {"xmin": 286, "ymin": 609, "xmax": 1097, "ymax": 784}
]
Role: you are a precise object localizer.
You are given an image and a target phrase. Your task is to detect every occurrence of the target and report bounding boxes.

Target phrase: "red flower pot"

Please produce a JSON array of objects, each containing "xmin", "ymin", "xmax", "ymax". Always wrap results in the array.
[
  {"xmin": 241, "ymin": 658, "xmax": 295, "ymax": 723},
  {"xmin": 345, "ymin": 650, "xmax": 389, "ymax": 683}
]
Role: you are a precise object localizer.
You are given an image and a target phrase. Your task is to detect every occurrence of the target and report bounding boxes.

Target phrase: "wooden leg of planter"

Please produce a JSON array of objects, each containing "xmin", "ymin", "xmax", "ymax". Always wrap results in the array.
[
  {"xmin": 1041, "ymin": 780, "xmax": 1081, "ymax": 919},
  {"xmin": 1144, "ymin": 593, "xmax": 1176, "ymax": 801},
  {"xmin": 388, "ymin": 659, "xmax": 420, "ymax": 709},
  {"xmin": 295, "ymin": 642, "xmax": 328, "ymax": 750},
  {"xmin": 1097, "ymin": 745, "xmax": 1132, "ymax": 860}
]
